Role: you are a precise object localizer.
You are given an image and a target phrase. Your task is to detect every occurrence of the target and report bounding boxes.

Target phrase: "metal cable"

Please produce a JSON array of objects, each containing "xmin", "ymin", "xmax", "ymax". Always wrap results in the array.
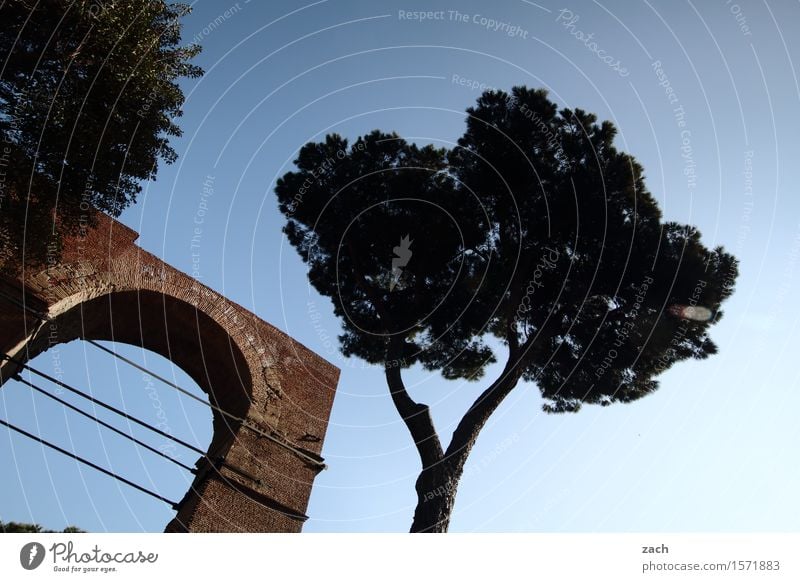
[
  {"xmin": 87, "ymin": 339, "xmax": 223, "ymax": 413},
  {"xmin": 13, "ymin": 375, "xmax": 195, "ymax": 472},
  {"xmin": 0, "ymin": 288, "xmax": 326, "ymax": 468},
  {"xmin": 85, "ymin": 341, "xmax": 327, "ymax": 469},
  {"xmin": 0, "ymin": 288, "xmax": 50, "ymax": 321},
  {"xmin": 0, "ymin": 353, "xmax": 206, "ymax": 456},
  {"xmin": 0, "ymin": 418, "xmax": 178, "ymax": 508}
]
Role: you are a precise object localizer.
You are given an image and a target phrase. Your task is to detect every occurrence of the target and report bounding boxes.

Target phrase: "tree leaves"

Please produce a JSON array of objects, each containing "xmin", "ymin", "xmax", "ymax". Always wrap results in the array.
[
  {"xmin": 275, "ymin": 86, "xmax": 739, "ymax": 414},
  {"xmin": 0, "ymin": 0, "xmax": 202, "ymax": 273}
]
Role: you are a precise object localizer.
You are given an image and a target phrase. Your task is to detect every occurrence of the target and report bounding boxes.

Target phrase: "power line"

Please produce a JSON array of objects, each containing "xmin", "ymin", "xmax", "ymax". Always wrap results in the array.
[
  {"xmin": 86, "ymin": 341, "xmax": 327, "ymax": 469},
  {"xmin": 0, "ymin": 288, "xmax": 50, "ymax": 321},
  {"xmin": 5, "ymin": 362, "xmax": 269, "ymax": 490},
  {"xmin": 1, "ymin": 343, "xmax": 318, "ymax": 514},
  {"xmin": 0, "ymin": 283, "xmax": 325, "ymax": 507},
  {"xmin": 12, "ymin": 374, "xmax": 195, "ymax": 472},
  {"xmin": 1, "ymin": 353, "xmax": 206, "ymax": 456},
  {"xmin": 0, "ymin": 288, "xmax": 326, "ymax": 469},
  {"xmin": 87, "ymin": 339, "xmax": 221, "ymax": 413},
  {"xmin": 0, "ymin": 418, "xmax": 178, "ymax": 508}
]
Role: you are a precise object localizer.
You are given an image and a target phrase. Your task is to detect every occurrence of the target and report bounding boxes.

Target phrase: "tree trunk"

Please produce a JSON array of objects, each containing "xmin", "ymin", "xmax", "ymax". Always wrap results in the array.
[
  {"xmin": 410, "ymin": 460, "xmax": 459, "ymax": 532},
  {"xmin": 384, "ymin": 337, "xmax": 449, "ymax": 531},
  {"xmin": 407, "ymin": 363, "xmax": 524, "ymax": 532}
]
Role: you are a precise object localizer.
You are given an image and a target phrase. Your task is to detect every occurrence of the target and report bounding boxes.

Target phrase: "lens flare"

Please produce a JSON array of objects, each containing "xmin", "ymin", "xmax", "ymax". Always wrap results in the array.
[{"xmin": 667, "ymin": 305, "xmax": 715, "ymax": 322}]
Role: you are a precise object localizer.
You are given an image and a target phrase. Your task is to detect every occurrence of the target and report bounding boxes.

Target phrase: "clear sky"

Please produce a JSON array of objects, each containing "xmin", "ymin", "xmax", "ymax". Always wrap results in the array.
[{"xmin": 2, "ymin": 0, "xmax": 799, "ymax": 532}]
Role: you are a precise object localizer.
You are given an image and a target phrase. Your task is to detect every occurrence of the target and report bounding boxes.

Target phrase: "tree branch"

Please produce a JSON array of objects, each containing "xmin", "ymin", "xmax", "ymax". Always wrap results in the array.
[
  {"xmin": 443, "ymin": 354, "xmax": 524, "ymax": 465},
  {"xmin": 386, "ymin": 337, "xmax": 443, "ymax": 469}
]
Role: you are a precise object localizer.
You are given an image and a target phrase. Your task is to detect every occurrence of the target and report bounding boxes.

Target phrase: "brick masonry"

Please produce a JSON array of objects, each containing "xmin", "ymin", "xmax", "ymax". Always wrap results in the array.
[{"xmin": 0, "ymin": 213, "xmax": 340, "ymax": 532}]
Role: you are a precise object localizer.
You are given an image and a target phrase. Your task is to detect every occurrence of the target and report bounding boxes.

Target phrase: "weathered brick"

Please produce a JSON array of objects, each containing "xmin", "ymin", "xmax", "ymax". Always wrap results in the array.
[{"xmin": 0, "ymin": 213, "xmax": 340, "ymax": 532}]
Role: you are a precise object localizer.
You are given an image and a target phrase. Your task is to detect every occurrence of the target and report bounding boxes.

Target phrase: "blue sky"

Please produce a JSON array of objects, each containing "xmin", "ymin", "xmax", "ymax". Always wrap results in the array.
[{"xmin": 2, "ymin": 0, "xmax": 799, "ymax": 532}]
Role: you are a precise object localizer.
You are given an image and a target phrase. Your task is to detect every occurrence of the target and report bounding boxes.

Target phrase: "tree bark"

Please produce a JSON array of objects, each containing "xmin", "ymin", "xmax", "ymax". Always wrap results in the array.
[
  {"xmin": 384, "ymin": 337, "xmax": 448, "ymax": 532},
  {"xmin": 409, "ymin": 457, "xmax": 458, "ymax": 532},
  {"xmin": 385, "ymin": 331, "xmax": 534, "ymax": 532},
  {"xmin": 406, "ymin": 361, "xmax": 523, "ymax": 532},
  {"xmin": 385, "ymin": 338, "xmax": 443, "ymax": 469}
]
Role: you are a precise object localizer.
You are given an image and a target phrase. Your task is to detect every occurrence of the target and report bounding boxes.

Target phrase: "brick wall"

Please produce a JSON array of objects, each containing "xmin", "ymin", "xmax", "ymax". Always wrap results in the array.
[{"xmin": 0, "ymin": 213, "xmax": 340, "ymax": 532}]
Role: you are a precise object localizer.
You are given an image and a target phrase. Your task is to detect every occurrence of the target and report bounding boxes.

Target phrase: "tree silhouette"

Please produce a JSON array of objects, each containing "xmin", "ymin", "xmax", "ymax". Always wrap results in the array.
[
  {"xmin": 0, "ymin": 519, "xmax": 84, "ymax": 533},
  {"xmin": 274, "ymin": 87, "xmax": 738, "ymax": 532},
  {"xmin": 0, "ymin": 0, "xmax": 202, "ymax": 272}
]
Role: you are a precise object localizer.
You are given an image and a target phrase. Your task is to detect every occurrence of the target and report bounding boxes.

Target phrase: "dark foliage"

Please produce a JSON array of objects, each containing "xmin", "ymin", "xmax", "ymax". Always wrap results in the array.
[
  {"xmin": 275, "ymin": 86, "xmax": 738, "ymax": 531},
  {"xmin": 0, "ymin": 0, "xmax": 202, "ymax": 272},
  {"xmin": 1, "ymin": 519, "xmax": 84, "ymax": 533}
]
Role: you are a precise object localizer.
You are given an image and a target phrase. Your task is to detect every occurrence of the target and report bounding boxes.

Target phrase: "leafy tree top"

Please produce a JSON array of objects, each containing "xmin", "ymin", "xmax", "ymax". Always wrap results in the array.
[
  {"xmin": 0, "ymin": 0, "xmax": 202, "ymax": 270},
  {"xmin": 275, "ymin": 86, "xmax": 738, "ymax": 414},
  {"xmin": 0, "ymin": 520, "xmax": 84, "ymax": 533}
]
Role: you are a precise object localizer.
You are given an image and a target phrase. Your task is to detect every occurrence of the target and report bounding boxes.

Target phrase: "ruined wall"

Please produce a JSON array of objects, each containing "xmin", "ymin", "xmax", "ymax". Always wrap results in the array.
[{"xmin": 0, "ymin": 213, "xmax": 340, "ymax": 532}]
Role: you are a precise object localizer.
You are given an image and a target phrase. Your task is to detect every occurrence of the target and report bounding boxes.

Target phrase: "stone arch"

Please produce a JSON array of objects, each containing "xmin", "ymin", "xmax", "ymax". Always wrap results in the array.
[
  {"xmin": 15, "ymin": 288, "xmax": 254, "ymax": 459},
  {"xmin": 0, "ymin": 214, "xmax": 340, "ymax": 532}
]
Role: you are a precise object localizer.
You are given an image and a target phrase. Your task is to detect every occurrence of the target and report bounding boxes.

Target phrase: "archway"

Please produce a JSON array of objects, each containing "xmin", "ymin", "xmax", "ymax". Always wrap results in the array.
[
  {"xmin": 18, "ymin": 289, "xmax": 255, "ymax": 456},
  {"xmin": 0, "ymin": 214, "xmax": 340, "ymax": 532},
  {"xmin": 0, "ymin": 340, "xmax": 213, "ymax": 532}
]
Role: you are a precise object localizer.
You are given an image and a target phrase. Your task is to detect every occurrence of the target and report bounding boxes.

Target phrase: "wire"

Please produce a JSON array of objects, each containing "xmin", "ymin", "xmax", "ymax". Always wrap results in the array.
[
  {"xmin": 0, "ymin": 418, "xmax": 178, "ymax": 508},
  {"xmin": 0, "ymin": 288, "xmax": 50, "ymax": 321},
  {"xmin": 85, "ymin": 341, "xmax": 327, "ymax": 469},
  {"xmin": 87, "ymin": 339, "xmax": 222, "ymax": 412},
  {"xmin": 0, "ymin": 353, "xmax": 206, "ymax": 456},
  {"xmin": 13, "ymin": 375, "xmax": 195, "ymax": 472},
  {"xmin": 0, "ymin": 288, "xmax": 326, "ymax": 469}
]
